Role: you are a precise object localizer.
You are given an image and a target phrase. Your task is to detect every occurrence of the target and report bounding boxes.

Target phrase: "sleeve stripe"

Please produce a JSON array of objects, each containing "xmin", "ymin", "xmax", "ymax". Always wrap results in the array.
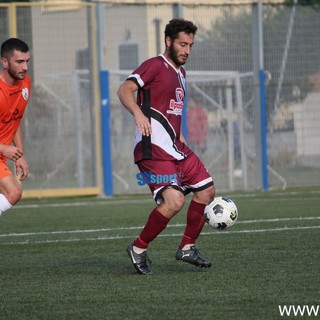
[{"xmin": 128, "ymin": 73, "xmax": 145, "ymax": 88}]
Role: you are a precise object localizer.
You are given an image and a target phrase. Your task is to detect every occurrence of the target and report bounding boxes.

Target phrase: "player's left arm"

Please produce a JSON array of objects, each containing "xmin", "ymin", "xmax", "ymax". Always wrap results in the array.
[{"xmin": 13, "ymin": 125, "xmax": 29, "ymax": 181}]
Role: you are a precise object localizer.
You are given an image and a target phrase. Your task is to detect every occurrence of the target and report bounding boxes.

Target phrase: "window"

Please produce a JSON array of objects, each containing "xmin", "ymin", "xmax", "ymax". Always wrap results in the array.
[{"xmin": 118, "ymin": 43, "xmax": 139, "ymax": 70}]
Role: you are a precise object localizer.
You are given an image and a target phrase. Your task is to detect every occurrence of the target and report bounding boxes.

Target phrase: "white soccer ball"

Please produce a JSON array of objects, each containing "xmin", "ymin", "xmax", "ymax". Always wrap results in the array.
[{"xmin": 204, "ymin": 196, "xmax": 238, "ymax": 230}]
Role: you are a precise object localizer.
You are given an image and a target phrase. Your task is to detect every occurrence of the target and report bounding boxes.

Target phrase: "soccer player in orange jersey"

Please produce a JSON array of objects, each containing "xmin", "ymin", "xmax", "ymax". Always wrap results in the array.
[{"xmin": 0, "ymin": 38, "xmax": 31, "ymax": 216}]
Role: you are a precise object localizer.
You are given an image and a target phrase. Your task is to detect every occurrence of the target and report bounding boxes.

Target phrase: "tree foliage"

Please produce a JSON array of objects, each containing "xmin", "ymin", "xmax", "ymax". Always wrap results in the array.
[
  {"xmin": 284, "ymin": 0, "xmax": 320, "ymax": 5},
  {"xmin": 188, "ymin": 4, "xmax": 320, "ymax": 111},
  {"xmin": 284, "ymin": 0, "xmax": 320, "ymax": 11}
]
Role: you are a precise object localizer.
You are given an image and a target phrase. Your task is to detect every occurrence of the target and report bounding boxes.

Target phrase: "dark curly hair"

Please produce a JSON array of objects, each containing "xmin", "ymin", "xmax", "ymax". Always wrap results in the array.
[{"xmin": 164, "ymin": 18, "xmax": 198, "ymax": 41}]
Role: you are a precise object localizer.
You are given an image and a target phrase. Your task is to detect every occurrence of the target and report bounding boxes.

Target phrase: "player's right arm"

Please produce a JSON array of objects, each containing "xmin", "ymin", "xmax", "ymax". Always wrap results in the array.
[
  {"xmin": 0, "ymin": 144, "xmax": 24, "ymax": 162},
  {"xmin": 117, "ymin": 80, "xmax": 152, "ymax": 136}
]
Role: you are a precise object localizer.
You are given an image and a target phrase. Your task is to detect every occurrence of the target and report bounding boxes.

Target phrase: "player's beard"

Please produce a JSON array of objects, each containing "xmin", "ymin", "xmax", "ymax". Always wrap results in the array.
[
  {"xmin": 7, "ymin": 63, "xmax": 26, "ymax": 81},
  {"xmin": 168, "ymin": 43, "xmax": 186, "ymax": 66}
]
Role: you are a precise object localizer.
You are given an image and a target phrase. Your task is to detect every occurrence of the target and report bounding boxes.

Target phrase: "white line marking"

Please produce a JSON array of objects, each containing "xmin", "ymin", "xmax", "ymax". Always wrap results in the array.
[
  {"xmin": 1, "ymin": 216, "xmax": 319, "ymax": 238},
  {"xmin": 1, "ymin": 225, "xmax": 320, "ymax": 245},
  {"xmin": 237, "ymin": 216, "xmax": 320, "ymax": 224},
  {"xmin": 12, "ymin": 199, "xmax": 154, "ymax": 210},
  {"xmin": 0, "ymin": 224, "xmax": 319, "ymax": 246},
  {"xmin": 0, "ymin": 226, "xmax": 143, "ymax": 237},
  {"xmin": 10, "ymin": 189, "xmax": 320, "ymax": 210}
]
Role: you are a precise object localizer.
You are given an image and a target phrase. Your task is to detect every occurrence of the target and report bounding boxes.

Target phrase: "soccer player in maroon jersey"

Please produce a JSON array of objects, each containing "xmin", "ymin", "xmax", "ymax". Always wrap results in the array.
[{"xmin": 118, "ymin": 18, "xmax": 215, "ymax": 275}]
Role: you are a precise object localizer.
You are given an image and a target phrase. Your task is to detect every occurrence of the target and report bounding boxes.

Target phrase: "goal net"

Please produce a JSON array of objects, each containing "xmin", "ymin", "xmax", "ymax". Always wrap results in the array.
[{"xmin": 109, "ymin": 69, "xmax": 256, "ymax": 194}]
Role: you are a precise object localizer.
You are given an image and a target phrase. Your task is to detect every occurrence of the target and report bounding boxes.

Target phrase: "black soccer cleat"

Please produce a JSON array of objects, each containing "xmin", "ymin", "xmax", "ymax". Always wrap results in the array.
[
  {"xmin": 127, "ymin": 243, "xmax": 153, "ymax": 275},
  {"xmin": 175, "ymin": 246, "xmax": 212, "ymax": 268}
]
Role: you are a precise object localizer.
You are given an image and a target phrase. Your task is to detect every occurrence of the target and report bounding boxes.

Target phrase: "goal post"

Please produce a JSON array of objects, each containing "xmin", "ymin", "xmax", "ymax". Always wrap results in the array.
[
  {"xmin": 107, "ymin": 69, "xmax": 254, "ymax": 193},
  {"xmin": 186, "ymin": 70, "xmax": 251, "ymax": 191}
]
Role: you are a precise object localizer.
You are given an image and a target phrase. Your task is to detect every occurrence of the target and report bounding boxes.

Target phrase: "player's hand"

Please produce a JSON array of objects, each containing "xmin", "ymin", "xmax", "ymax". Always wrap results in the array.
[
  {"xmin": 0, "ymin": 145, "xmax": 24, "ymax": 162},
  {"xmin": 180, "ymin": 134, "xmax": 187, "ymax": 145},
  {"xmin": 134, "ymin": 113, "xmax": 152, "ymax": 136},
  {"xmin": 15, "ymin": 156, "xmax": 29, "ymax": 181}
]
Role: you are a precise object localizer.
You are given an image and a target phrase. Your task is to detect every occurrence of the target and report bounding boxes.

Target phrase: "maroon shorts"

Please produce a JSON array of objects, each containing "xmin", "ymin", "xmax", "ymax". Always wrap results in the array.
[{"xmin": 137, "ymin": 152, "xmax": 213, "ymax": 203}]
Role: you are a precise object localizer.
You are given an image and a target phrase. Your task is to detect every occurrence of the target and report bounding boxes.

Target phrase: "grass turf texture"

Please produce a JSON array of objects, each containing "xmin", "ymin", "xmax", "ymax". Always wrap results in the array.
[{"xmin": 0, "ymin": 188, "xmax": 319, "ymax": 320}]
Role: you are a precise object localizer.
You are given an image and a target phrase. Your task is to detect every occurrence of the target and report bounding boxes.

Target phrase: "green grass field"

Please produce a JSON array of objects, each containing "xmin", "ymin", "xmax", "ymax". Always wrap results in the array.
[{"xmin": 0, "ymin": 188, "xmax": 319, "ymax": 320}]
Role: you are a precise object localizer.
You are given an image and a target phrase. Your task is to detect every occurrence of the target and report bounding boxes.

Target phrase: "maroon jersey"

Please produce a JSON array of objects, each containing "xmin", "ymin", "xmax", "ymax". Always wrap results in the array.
[{"xmin": 127, "ymin": 55, "xmax": 193, "ymax": 163}]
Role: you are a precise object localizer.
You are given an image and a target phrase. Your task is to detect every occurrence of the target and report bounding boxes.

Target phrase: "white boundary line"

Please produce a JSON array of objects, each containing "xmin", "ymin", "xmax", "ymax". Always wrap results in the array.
[
  {"xmin": 11, "ymin": 188, "xmax": 320, "ymax": 210},
  {"xmin": 0, "ymin": 217, "xmax": 319, "ymax": 245},
  {"xmin": 12, "ymin": 199, "xmax": 154, "ymax": 210},
  {"xmin": 0, "ymin": 225, "xmax": 320, "ymax": 246},
  {"xmin": 1, "ymin": 216, "xmax": 319, "ymax": 238}
]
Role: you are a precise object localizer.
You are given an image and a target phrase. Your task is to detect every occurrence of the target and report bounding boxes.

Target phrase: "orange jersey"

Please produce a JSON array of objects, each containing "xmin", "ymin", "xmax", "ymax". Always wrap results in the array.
[{"xmin": 0, "ymin": 74, "xmax": 31, "ymax": 146}]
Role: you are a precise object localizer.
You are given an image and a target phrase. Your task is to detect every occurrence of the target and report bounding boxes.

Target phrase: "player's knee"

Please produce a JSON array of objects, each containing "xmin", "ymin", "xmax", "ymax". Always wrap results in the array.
[
  {"xmin": 207, "ymin": 185, "xmax": 216, "ymax": 200},
  {"xmin": 170, "ymin": 192, "xmax": 185, "ymax": 212},
  {"xmin": 194, "ymin": 185, "xmax": 215, "ymax": 204},
  {"xmin": 6, "ymin": 184, "xmax": 23, "ymax": 205},
  {"xmin": 162, "ymin": 188, "xmax": 185, "ymax": 213}
]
